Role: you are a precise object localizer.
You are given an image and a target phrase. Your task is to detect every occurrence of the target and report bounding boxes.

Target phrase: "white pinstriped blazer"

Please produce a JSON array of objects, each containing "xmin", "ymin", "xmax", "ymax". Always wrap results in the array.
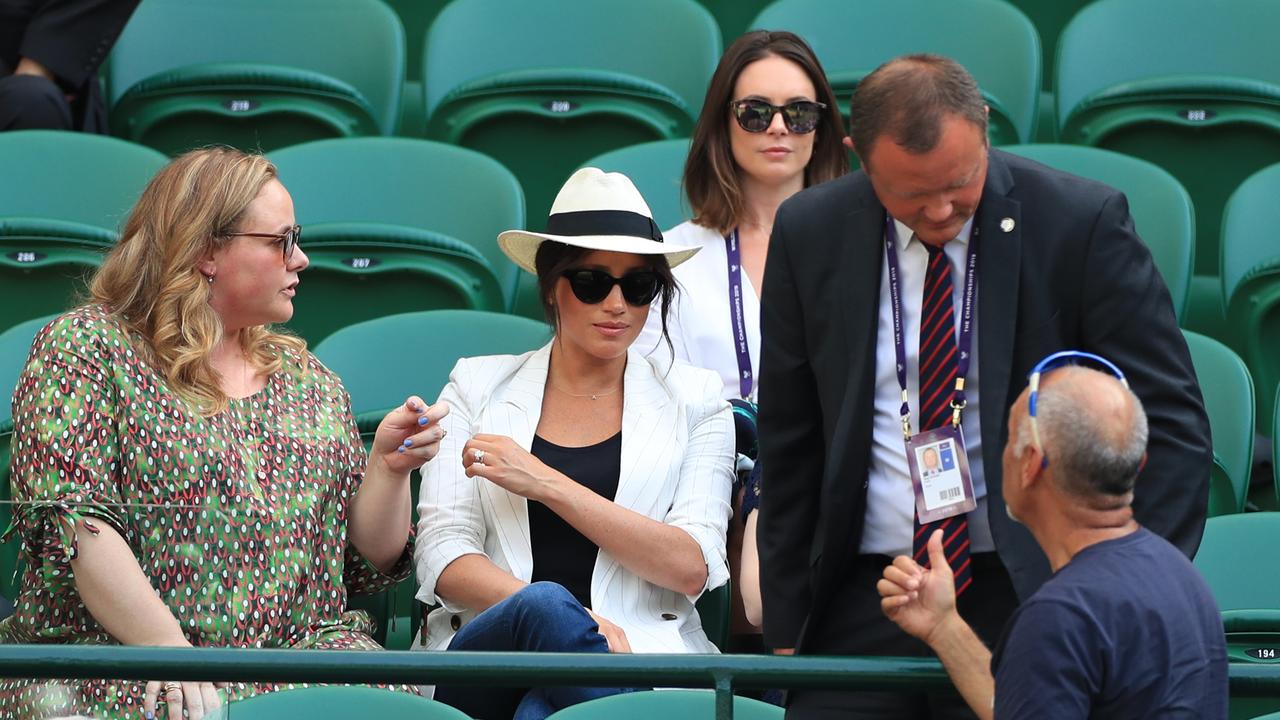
[{"xmin": 413, "ymin": 342, "xmax": 734, "ymax": 654}]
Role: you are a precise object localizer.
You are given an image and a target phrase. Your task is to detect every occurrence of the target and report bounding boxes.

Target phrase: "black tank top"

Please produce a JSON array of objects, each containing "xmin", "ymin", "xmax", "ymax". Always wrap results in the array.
[{"xmin": 527, "ymin": 431, "xmax": 622, "ymax": 607}]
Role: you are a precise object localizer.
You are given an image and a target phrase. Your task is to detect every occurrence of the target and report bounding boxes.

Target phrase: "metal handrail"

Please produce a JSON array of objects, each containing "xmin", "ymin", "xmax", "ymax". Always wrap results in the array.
[{"xmin": 0, "ymin": 646, "xmax": 1275, "ymax": 719}]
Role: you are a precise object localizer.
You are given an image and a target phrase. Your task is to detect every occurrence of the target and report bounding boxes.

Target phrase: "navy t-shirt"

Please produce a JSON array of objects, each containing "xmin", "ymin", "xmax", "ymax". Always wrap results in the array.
[{"xmin": 991, "ymin": 527, "xmax": 1227, "ymax": 719}]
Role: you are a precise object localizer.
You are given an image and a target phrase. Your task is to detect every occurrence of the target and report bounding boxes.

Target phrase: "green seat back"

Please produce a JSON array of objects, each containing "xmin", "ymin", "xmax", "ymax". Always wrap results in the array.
[
  {"xmin": 0, "ymin": 131, "xmax": 167, "ymax": 231},
  {"xmin": 699, "ymin": 0, "xmax": 777, "ymax": 48},
  {"xmin": 1056, "ymin": 0, "xmax": 1280, "ymax": 331},
  {"xmin": 1222, "ymin": 162, "xmax": 1280, "ymax": 437},
  {"xmin": 106, "ymin": 0, "xmax": 404, "ymax": 154},
  {"xmin": 281, "ymin": 224, "xmax": 506, "ymax": 346},
  {"xmin": 313, "ymin": 310, "xmax": 550, "ymax": 419},
  {"xmin": 1193, "ymin": 513, "xmax": 1280, "ymax": 689},
  {"xmin": 582, "ymin": 140, "xmax": 693, "ymax": 233},
  {"xmin": 694, "ymin": 581, "xmax": 730, "ymax": 652},
  {"xmin": 0, "ymin": 420, "xmax": 17, "ymax": 603},
  {"xmin": 1004, "ymin": 144, "xmax": 1194, "ymax": 321},
  {"xmin": 1194, "ymin": 513, "xmax": 1280, "ymax": 610},
  {"xmin": 1005, "ymin": 0, "xmax": 1092, "ymax": 92},
  {"xmin": 546, "ymin": 690, "xmax": 784, "ymax": 719},
  {"xmin": 0, "ymin": 315, "xmax": 59, "ymax": 428},
  {"xmin": 423, "ymin": 0, "xmax": 720, "ymax": 244},
  {"xmin": 272, "ymin": 137, "xmax": 526, "ymax": 313},
  {"xmin": 207, "ymin": 685, "xmax": 471, "ymax": 719},
  {"xmin": 749, "ymin": 0, "xmax": 1041, "ymax": 146},
  {"xmin": 0, "ymin": 132, "xmax": 165, "ymax": 333},
  {"xmin": 1275, "ymin": 384, "xmax": 1280, "ymax": 510},
  {"xmin": 1183, "ymin": 331, "xmax": 1254, "ymax": 516}
]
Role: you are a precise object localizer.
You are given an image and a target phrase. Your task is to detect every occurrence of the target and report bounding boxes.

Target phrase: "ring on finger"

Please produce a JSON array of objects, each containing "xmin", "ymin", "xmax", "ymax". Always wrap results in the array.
[
  {"xmin": 473, "ymin": 449, "xmax": 485, "ymax": 463},
  {"xmin": 163, "ymin": 681, "xmax": 182, "ymax": 695}
]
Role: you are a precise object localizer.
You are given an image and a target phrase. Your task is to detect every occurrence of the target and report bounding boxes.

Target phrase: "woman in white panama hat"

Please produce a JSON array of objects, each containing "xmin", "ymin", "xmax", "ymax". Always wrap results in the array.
[{"xmin": 414, "ymin": 168, "xmax": 735, "ymax": 720}]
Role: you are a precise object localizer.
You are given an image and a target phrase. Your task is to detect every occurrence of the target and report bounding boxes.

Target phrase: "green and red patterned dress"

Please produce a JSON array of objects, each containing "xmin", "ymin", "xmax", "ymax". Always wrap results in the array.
[{"xmin": 0, "ymin": 305, "xmax": 415, "ymax": 718}]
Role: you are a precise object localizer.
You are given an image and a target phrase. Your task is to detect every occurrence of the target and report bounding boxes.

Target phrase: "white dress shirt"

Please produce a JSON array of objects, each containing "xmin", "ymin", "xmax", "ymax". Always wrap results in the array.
[
  {"xmin": 861, "ymin": 218, "xmax": 995, "ymax": 557},
  {"xmin": 635, "ymin": 221, "xmax": 760, "ymax": 402}
]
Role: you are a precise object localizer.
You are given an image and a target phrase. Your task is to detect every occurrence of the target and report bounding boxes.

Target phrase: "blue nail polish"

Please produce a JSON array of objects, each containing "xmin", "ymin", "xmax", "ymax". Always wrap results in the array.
[
  {"xmin": 418, "ymin": 416, "xmax": 430, "ymax": 426},
  {"xmin": 403, "ymin": 438, "xmax": 413, "ymax": 447},
  {"xmin": 397, "ymin": 447, "xmax": 406, "ymax": 454},
  {"xmin": 145, "ymin": 713, "xmax": 155, "ymax": 720}
]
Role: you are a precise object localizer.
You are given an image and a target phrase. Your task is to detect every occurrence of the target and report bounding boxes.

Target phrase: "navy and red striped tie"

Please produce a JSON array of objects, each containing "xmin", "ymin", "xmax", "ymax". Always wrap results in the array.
[{"xmin": 913, "ymin": 243, "xmax": 972, "ymax": 596}]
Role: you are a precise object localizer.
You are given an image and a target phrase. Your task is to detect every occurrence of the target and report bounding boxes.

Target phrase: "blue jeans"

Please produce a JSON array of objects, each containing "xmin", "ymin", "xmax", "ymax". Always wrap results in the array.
[{"xmin": 432, "ymin": 582, "xmax": 641, "ymax": 720}]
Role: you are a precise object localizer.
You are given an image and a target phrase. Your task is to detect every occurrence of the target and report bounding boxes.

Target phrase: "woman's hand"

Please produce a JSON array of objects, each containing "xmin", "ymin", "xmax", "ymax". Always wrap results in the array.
[
  {"xmin": 372, "ymin": 396, "xmax": 450, "ymax": 476},
  {"xmin": 586, "ymin": 608, "xmax": 632, "ymax": 653},
  {"xmin": 461, "ymin": 434, "xmax": 563, "ymax": 501},
  {"xmin": 142, "ymin": 677, "xmax": 226, "ymax": 720}
]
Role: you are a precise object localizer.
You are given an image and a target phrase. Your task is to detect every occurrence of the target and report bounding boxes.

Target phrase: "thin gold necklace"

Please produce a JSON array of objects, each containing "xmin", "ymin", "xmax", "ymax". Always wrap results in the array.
[{"xmin": 550, "ymin": 380, "xmax": 621, "ymax": 401}]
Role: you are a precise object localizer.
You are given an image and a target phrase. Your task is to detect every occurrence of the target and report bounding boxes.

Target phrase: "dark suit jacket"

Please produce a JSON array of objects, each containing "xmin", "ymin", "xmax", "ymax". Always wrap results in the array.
[
  {"xmin": 757, "ymin": 149, "xmax": 1211, "ymax": 651},
  {"xmin": 0, "ymin": 0, "xmax": 140, "ymax": 131}
]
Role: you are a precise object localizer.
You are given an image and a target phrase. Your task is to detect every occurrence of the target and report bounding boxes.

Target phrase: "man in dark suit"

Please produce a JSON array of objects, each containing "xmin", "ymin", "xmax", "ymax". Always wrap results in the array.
[
  {"xmin": 757, "ymin": 54, "xmax": 1210, "ymax": 719},
  {"xmin": 0, "ymin": 0, "xmax": 140, "ymax": 132}
]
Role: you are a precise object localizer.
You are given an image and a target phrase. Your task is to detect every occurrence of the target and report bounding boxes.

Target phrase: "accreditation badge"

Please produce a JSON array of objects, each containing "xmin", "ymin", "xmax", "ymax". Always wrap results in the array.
[{"xmin": 906, "ymin": 425, "xmax": 978, "ymax": 524}]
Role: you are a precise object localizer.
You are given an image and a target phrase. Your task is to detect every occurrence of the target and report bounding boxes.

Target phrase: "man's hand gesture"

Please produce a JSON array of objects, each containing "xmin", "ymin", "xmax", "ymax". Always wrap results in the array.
[{"xmin": 877, "ymin": 529, "xmax": 959, "ymax": 644}]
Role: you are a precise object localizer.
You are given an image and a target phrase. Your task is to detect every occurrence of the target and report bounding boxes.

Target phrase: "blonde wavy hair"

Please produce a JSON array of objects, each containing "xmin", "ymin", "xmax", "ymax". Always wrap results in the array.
[{"xmin": 90, "ymin": 146, "xmax": 305, "ymax": 416}]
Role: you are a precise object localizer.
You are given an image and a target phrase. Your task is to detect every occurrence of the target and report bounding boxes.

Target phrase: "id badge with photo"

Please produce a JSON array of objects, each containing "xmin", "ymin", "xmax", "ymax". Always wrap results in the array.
[{"xmin": 906, "ymin": 425, "xmax": 978, "ymax": 524}]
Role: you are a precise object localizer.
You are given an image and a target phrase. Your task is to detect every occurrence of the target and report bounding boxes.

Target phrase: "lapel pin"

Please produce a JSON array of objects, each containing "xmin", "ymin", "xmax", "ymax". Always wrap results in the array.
[{"xmin": 1000, "ymin": 217, "xmax": 1015, "ymax": 233}]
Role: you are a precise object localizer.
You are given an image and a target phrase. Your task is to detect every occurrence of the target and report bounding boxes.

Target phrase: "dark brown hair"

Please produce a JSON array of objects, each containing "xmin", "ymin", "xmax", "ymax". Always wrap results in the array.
[
  {"xmin": 684, "ymin": 30, "xmax": 848, "ymax": 234},
  {"xmin": 848, "ymin": 53, "xmax": 988, "ymax": 167},
  {"xmin": 533, "ymin": 241, "xmax": 677, "ymax": 356}
]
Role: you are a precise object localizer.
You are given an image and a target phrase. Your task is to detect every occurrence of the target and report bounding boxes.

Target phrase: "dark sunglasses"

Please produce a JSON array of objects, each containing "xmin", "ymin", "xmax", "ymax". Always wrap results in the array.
[
  {"xmin": 729, "ymin": 98, "xmax": 827, "ymax": 134},
  {"xmin": 225, "ymin": 224, "xmax": 302, "ymax": 261},
  {"xmin": 561, "ymin": 268, "xmax": 663, "ymax": 306}
]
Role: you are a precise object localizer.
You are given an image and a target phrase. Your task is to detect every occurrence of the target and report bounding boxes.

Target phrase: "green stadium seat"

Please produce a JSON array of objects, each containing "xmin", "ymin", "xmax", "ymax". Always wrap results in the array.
[
  {"xmin": 105, "ymin": 0, "xmax": 405, "ymax": 155},
  {"xmin": 1194, "ymin": 513, "xmax": 1280, "ymax": 719},
  {"xmin": 1055, "ymin": 0, "xmax": 1280, "ymax": 337},
  {"xmin": 280, "ymin": 225, "xmax": 504, "ymax": 346},
  {"xmin": 0, "ymin": 132, "xmax": 166, "ymax": 333},
  {"xmin": 206, "ymin": 685, "xmax": 471, "ymax": 719},
  {"xmin": 312, "ymin": 309, "xmax": 550, "ymax": 423},
  {"xmin": 0, "ymin": 314, "xmax": 58, "ymax": 427},
  {"xmin": 0, "ymin": 420, "xmax": 17, "ymax": 604},
  {"xmin": 546, "ymin": 689, "xmax": 784, "ymax": 719},
  {"xmin": 1275, "ymin": 384, "xmax": 1280, "ymax": 510},
  {"xmin": 422, "ymin": 0, "xmax": 720, "ymax": 238},
  {"xmin": 749, "ymin": 0, "xmax": 1041, "ymax": 146},
  {"xmin": 1222, "ymin": 163, "xmax": 1280, "ymax": 437},
  {"xmin": 581, "ymin": 140, "xmax": 693, "ymax": 233},
  {"xmin": 699, "ymin": 0, "xmax": 777, "ymax": 49},
  {"xmin": 1004, "ymin": 0, "xmax": 1093, "ymax": 140},
  {"xmin": 1183, "ymin": 331, "xmax": 1254, "ymax": 516},
  {"xmin": 694, "ymin": 581, "xmax": 731, "ymax": 652},
  {"xmin": 1003, "ymin": 144, "xmax": 1193, "ymax": 321},
  {"xmin": 271, "ymin": 137, "xmax": 525, "ymax": 318}
]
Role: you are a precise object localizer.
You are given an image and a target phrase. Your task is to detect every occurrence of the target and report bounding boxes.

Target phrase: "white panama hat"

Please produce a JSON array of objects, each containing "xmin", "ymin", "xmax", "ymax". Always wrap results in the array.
[{"xmin": 497, "ymin": 167, "xmax": 700, "ymax": 274}]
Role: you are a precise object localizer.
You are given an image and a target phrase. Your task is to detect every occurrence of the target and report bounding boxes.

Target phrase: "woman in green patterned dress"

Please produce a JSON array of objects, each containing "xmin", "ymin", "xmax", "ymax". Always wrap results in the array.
[{"xmin": 0, "ymin": 147, "xmax": 448, "ymax": 719}]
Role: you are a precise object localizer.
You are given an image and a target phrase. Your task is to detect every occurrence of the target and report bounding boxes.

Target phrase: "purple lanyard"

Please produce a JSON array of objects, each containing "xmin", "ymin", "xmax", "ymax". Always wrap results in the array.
[
  {"xmin": 883, "ymin": 215, "xmax": 980, "ymax": 437},
  {"xmin": 725, "ymin": 229, "xmax": 754, "ymax": 399}
]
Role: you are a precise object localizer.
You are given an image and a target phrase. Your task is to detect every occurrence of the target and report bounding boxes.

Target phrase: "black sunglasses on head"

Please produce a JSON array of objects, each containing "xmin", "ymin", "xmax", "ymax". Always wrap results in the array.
[
  {"xmin": 729, "ymin": 98, "xmax": 827, "ymax": 134},
  {"xmin": 561, "ymin": 268, "xmax": 663, "ymax": 306}
]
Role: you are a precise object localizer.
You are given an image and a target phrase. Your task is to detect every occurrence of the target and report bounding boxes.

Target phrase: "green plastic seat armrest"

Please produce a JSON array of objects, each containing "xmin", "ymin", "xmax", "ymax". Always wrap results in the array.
[
  {"xmin": 0, "ymin": 218, "xmax": 119, "ymax": 247},
  {"xmin": 1223, "ymin": 609, "xmax": 1280, "ymax": 634},
  {"xmin": 1067, "ymin": 75, "xmax": 1280, "ymax": 119},
  {"xmin": 118, "ymin": 62, "xmax": 375, "ymax": 109},
  {"xmin": 299, "ymin": 222, "xmax": 492, "ymax": 267},
  {"xmin": 433, "ymin": 68, "xmax": 690, "ymax": 116}
]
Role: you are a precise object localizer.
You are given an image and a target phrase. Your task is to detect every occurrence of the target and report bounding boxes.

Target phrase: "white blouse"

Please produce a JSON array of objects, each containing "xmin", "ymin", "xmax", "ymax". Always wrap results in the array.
[{"xmin": 636, "ymin": 221, "xmax": 762, "ymax": 401}]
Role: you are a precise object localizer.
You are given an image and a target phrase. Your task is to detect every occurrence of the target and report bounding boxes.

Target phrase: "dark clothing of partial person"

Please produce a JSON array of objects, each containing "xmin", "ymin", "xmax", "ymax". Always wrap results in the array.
[
  {"xmin": 992, "ymin": 528, "xmax": 1228, "ymax": 719},
  {"xmin": 529, "ymin": 432, "xmax": 622, "ymax": 607},
  {"xmin": 0, "ymin": 0, "xmax": 140, "ymax": 132},
  {"xmin": 758, "ymin": 149, "xmax": 1211, "ymax": 718}
]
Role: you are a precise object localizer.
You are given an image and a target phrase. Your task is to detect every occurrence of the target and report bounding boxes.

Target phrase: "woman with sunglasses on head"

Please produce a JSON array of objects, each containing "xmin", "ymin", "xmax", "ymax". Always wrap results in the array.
[
  {"xmin": 635, "ymin": 30, "xmax": 846, "ymax": 647},
  {"xmin": 0, "ymin": 147, "xmax": 446, "ymax": 719},
  {"xmin": 416, "ymin": 168, "xmax": 734, "ymax": 720}
]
